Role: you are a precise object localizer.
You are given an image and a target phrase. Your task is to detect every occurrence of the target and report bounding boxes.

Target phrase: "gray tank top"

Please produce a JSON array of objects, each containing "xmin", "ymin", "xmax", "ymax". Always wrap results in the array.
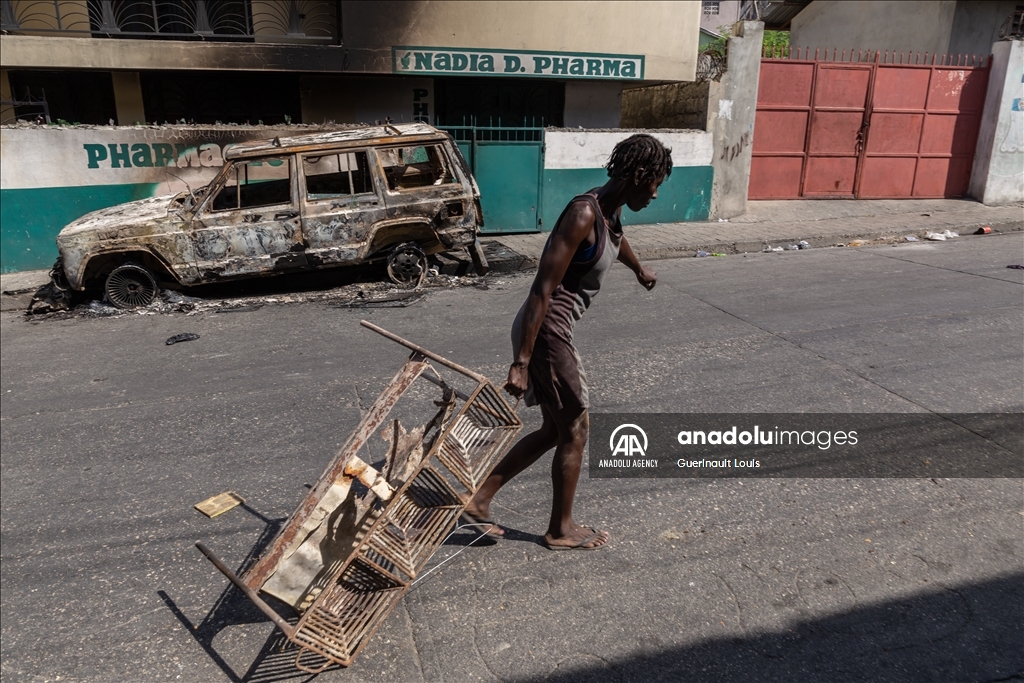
[{"xmin": 545, "ymin": 192, "xmax": 622, "ymax": 324}]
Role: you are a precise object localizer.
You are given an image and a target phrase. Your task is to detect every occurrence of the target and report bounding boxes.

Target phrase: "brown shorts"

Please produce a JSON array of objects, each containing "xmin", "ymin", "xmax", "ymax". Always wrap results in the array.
[{"xmin": 511, "ymin": 298, "xmax": 589, "ymax": 411}]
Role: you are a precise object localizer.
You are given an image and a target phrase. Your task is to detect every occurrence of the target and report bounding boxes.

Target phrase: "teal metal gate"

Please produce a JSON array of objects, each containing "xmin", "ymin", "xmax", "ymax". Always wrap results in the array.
[{"xmin": 440, "ymin": 123, "xmax": 544, "ymax": 234}]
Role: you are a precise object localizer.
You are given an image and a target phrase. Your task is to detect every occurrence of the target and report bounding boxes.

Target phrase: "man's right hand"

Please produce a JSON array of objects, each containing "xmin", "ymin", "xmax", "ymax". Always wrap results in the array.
[{"xmin": 505, "ymin": 361, "xmax": 529, "ymax": 398}]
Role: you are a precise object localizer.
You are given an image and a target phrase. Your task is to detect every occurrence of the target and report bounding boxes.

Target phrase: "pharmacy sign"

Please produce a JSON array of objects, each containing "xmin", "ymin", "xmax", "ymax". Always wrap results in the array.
[{"xmin": 393, "ymin": 46, "xmax": 644, "ymax": 80}]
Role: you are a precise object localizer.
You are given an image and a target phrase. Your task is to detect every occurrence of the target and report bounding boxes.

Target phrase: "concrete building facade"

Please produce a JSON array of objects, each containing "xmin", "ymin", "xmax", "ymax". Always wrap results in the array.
[
  {"xmin": 970, "ymin": 40, "xmax": 1024, "ymax": 205},
  {"xmin": 0, "ymin": 1, "xmax": 715, "ymax": 272},
  {"xmin": 700, "ymin": 0, "xmax": 742, "ymax": 37},
  {"xmin": 789, "ymin": 1, "xmax": 1020, "ymax": 59},
  {"xmin": 1, "ymin": 1, "xmax": 701, "ymax": 128}
]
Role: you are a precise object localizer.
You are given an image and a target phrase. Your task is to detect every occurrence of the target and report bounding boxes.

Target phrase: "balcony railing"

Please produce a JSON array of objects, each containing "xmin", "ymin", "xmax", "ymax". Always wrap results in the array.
[{"xmin": 1, "ymin": 0, "xmax": 340, "ymax": 43}]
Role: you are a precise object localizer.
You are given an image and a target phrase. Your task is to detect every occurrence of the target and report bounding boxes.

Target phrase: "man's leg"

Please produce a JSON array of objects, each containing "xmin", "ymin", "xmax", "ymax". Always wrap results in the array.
[
  {"xmin": 545, "ymin": 405, "xmax": 609, "ymax": 549},
  {"xmin": 466, "ymin": 404, "xmax": 560, "ymax": 527}
]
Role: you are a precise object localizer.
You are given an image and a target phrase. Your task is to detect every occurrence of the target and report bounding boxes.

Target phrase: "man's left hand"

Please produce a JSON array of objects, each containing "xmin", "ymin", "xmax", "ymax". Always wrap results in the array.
[{"xmin": 636, "ymin": 265, "xmax": 657, "ymax": 291}]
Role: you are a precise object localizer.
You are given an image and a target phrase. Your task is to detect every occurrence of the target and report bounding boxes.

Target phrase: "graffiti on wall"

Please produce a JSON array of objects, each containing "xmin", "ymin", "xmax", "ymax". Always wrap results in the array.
[
  {"xmin": 998, "ymin": 74, "xmax": 1023, "ymax": 154},
  {"xmin": 720, "ymin": 130, "xmax": 751, "ymax": 163}
]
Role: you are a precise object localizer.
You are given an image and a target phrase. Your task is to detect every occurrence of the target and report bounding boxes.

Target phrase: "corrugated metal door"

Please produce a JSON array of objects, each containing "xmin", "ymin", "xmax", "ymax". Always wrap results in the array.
[{"xmin": 749, "ymin": 49, "xmax": 990, "ymax": 200}]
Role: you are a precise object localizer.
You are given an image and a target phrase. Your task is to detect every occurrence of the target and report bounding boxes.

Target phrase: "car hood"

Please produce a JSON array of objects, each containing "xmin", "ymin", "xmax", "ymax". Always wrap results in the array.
[{"xmin": 58, "ymin": 195, "xmax": 186, "ymax": 240}]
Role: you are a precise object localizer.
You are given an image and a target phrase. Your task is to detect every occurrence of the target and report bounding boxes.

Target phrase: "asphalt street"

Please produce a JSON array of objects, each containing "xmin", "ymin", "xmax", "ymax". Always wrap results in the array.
[{"xmin": 1, "ymin": 234, "xmax": 1022, "ymax": 682}]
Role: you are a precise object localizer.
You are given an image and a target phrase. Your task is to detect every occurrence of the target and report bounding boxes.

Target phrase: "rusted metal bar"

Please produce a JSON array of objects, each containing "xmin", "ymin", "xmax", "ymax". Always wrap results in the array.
[
  {"xmin": 420, "ymin": 370, "xmax": 470, "ymax": 401},
  {"xmin": 196, "ymin": 542, "xmax": 296, "ymax": 638},
  {"xmin": 360, "ymin": 320, "xmax": 488, "ymax": 383}
]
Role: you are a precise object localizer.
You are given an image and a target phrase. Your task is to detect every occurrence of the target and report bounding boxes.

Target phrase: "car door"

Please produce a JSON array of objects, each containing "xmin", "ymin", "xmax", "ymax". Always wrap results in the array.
[
  {"xmin": 190, "ymin": 155, "xmax": 306, "ymax": 279},
  {"xmin": 376, "ymin": 142, "xmax": 468, "ymax": 222},
  {"xmin": 298, "ymin": 149, "xmax": 388, "ymax": 265}
]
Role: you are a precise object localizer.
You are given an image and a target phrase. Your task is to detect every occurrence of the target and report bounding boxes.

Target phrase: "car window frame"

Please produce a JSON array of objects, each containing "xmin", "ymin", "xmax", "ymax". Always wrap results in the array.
[
  {"xmin": 298, "ymin": 148, "xmax": 379, "ymax": 205},
  {"xmin": 199, "ymin": 155, "xmax": 297, "ymax": 216},
  {"xmin": 375, "ymin": 142, "xmax": 459, "ymax": 195}
]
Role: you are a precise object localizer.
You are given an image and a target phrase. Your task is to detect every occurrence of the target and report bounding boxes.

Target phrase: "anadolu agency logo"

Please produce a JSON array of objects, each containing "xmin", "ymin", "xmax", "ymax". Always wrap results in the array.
[{"xmin": 597, "ymin": 424, "xmax": 658, "ymax": 469}]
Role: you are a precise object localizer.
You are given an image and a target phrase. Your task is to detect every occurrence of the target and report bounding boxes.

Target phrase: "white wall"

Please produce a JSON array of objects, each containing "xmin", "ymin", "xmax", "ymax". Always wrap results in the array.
[
  {"xmin": 970, "ymin": 40, "xmax": 1024, "ymax": 205},
  {"xmin": 1, "ymin": 124, "xmax": 336, "ymax": 193},
  {"xmin": 545, "ymin": 129, "xmax": 713, "ymax": 169}
]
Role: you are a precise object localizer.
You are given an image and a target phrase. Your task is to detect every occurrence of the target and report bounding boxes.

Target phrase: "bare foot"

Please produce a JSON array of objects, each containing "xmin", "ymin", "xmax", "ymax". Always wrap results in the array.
[
  {"xmin": 461, "ymin": 496, "xmax": 504, "ymax": 538},
  {"xmin": 543, "ymin": 526, "xmax": 609, "ymax": 551}
]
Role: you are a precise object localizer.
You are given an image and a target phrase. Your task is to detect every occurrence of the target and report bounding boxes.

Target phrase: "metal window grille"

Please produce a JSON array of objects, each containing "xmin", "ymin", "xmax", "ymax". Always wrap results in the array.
[{"xmin": 0, "ymin": 0, "xmax": 340, "ymax": 43}]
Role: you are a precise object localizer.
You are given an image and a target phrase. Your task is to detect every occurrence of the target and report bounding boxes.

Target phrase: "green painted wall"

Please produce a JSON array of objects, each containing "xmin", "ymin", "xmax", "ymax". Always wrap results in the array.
[
  {"xmin": 0, "ymin": 167, "xmax": 713, "ymax": 272},
  {"xmin": 0, "ymin": 183, "xmax": 158, "ymax": 273},
  {"xmin": 541, "ymin": 166, "xmax": 712, "ymax": 230}
]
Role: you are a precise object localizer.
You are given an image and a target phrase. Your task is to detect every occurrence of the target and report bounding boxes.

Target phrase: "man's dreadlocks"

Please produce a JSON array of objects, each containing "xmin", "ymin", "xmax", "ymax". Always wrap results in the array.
[{"xmin": 605, "ymin": 134, "xmax": 673, "ymax": 183}]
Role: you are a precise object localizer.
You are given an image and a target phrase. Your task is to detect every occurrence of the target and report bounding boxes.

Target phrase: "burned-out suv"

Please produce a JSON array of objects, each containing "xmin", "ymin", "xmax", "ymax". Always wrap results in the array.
[{"xmin": 55, "ymin": 123, "xmax": 487, "ymax": 308}]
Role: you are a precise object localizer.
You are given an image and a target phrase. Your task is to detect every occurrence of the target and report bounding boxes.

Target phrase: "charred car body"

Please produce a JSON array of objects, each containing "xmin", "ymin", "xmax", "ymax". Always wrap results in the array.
[{"xmin": 54, "ymin": 123, "xmax": 487, "ymax": 308}]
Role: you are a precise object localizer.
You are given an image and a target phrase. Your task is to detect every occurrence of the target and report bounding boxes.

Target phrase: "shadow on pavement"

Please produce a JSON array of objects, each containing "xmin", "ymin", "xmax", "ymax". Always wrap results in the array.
[
  {"xmin": 159, "ymin": 504, "xmax": 343, "ymax": 682},
  {"xmin": 520, "ymin": 573, "xmax": 1024, "ymax": 683},
  {"xmin": 182, "ymin": 262, "xmax": 383, "ymax": 300}
]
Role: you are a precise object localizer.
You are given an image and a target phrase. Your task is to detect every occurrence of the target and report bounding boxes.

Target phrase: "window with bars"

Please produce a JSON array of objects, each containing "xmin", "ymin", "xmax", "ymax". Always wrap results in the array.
[{"xmin": 703, "ymin": 1, "xmax": 721, "ymax": 16}]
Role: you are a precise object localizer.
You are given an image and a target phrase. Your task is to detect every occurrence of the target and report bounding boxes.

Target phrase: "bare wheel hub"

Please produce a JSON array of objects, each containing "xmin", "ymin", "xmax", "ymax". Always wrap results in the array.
[{"xmin": 386, "ymin": 243, "xmax": 427, "ymax": 288}]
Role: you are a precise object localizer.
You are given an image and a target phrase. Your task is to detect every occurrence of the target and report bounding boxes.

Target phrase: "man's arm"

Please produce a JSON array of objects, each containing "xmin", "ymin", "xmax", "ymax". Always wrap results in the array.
[
  {"xmin": 617, "ymin": 233, "xmax": 657, "ymax": 291},
  {"xmin": 506, "ymin": 201, "xmax": 596, "ymax": 396}
]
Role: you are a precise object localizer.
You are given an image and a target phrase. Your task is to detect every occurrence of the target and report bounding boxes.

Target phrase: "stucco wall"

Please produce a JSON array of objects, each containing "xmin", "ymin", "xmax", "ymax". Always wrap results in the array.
[
  {"xmin": 1, "ymin": 124, "xmax": 719, "ymax": 273},
  {"xmin": 791, "ymin": 1, "xmax": 957, "ymax": 56},
  {"xmin": 948, "ymin": 1, "xmax": 1019, "ymax": 58},
  {"xmin": 620, "ymin": 21, "xmax": 763, "ymax": 219},
  {"xmin": 542, "ymin": 129, "xmax": 714, "ymax": 228},
  {"xmin": 706, "ymin": 22, "xmax": 763, "ymax": 219},
  {"xmin": 969, "ymin": 40, "xmax": 1024, "ymax": 205},
  {"xmin": 700, "ymin": 0, "xmax": 742, "ymax": 35},
  {"xmin": 621, "ymin": 81, "xmax": 711, "ymax": 130},
  {"xmin": 0, "ymin": 125, "xmax": 321, "ymax": 272},
  {"xmin": 342, "ymin": 1, "xmax": 700, "ymax": 82}
]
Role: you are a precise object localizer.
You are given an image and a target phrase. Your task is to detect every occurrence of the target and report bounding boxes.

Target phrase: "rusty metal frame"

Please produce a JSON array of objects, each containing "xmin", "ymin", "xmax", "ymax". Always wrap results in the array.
[{"xmin": 195, "ymin": 320, "xmax": 521, "ymax": 672}]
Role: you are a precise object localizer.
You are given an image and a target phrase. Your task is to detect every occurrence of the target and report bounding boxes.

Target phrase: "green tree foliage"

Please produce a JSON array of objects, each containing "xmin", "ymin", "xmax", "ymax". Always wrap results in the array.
[{"xmin": 706, "ymin": 29, "xmax": 790, "ymax": 57}]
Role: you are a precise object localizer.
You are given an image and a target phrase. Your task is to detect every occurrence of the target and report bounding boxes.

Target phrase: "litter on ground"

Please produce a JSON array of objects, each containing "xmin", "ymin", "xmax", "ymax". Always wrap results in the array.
[
  {"xmin": 166, "ymin": 333, "xmax": 200, "ymax": 345},
  {"xmin": 194, "ymin": 492, "xmax": 245, "ymax": 518}
]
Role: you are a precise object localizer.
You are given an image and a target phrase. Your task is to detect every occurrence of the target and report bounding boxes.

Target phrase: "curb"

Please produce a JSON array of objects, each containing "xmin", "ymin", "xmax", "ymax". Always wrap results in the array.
[{"xmin": 482, "ymin": 218, "xmax": 1023, "ymax": 270}]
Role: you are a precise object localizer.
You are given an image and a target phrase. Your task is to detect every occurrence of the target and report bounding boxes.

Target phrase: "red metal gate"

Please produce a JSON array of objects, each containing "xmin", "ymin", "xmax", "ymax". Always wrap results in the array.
[{"xmin": 749, "ymin": 48, "xmax": 991, "ymax": 199}]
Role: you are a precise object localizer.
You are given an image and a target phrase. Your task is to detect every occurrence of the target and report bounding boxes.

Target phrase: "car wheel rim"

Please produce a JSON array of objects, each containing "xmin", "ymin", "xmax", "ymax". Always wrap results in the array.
[
  {"xmin": 106, "ymin": 265, "xmax": 157, "ymax": 309},
  {"xmin": 386, "ymin": 244, "xmax": 426, "ymax": 287}
]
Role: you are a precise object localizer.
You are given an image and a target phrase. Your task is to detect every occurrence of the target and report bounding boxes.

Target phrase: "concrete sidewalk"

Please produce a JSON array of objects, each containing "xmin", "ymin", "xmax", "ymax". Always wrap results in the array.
[{"xmin": 486, "ymin": 198, "xmax": 1024, "ymax": 267}]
